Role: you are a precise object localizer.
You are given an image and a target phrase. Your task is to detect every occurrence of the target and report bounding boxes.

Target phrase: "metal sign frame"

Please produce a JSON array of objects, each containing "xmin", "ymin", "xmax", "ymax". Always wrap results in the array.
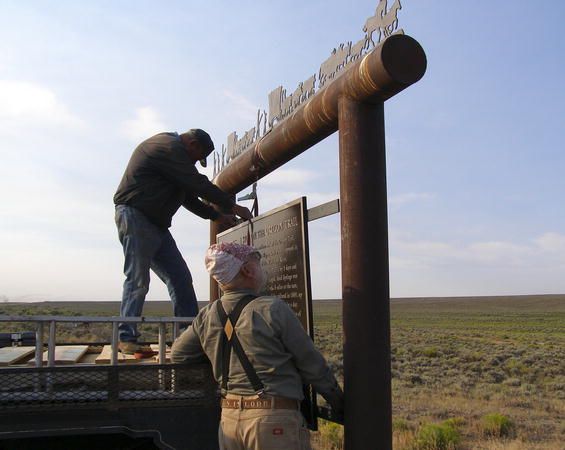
[{"xmin": 209, "ymin": 5, "xmax": 427, "ymax": 448}]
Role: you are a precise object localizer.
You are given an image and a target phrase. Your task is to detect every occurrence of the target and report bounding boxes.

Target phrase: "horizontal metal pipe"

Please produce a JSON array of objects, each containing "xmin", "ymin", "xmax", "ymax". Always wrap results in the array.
[
  {"xmin": 213, "ymin": 34, "xmax": 426, "ymax": 194},
  {"xmin": 0, "ymin": 315, "xmax": 195, "ymax": 323}
]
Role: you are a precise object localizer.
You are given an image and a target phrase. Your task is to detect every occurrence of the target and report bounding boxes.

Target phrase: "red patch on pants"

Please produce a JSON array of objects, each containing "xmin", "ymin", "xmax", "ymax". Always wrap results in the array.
[{"xmin": 272, "ymin": 428, "xmax": 284, "ymax": 435}]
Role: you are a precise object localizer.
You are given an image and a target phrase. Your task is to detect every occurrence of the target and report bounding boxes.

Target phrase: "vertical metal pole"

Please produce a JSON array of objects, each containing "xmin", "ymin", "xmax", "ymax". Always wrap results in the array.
[
  {"xmin": 158, "ymin": 322, "xmax": 167, "ymax": 390},
  {"xmin": 48, "ymin": 321, "xmax": 56, "ymax": 367},
  {"xmin": 210, "ymin": 213, "xmax": 233, "ymax": 303},
  {"xmin": 158, "ymin": 323, "xmax": 166, "ymax": 364},
  {"xmin": 338, "ymin": 97, "xmax": 392, "ymax": 450},
  {"xmin": 34, "ymin": 321, "xmax": 44, "ymax": 393},
  {"xmin": 210, "ymin": 221, "xmax": 221, "ymax": 302},
  {"xmin": 35, "ymin": 322, "xmax": 44, "ymax": 367},
  {"xmin": 111, "ymin": 322, "xmax": 119, "ymax": 366}
]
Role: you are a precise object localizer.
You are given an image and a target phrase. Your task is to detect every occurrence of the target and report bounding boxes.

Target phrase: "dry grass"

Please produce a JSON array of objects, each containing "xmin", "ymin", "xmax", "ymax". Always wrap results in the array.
[
  {"xmin": 312, "ymin": 295, "xmax": 564, "ymax": 449},
  {"xmin": 470, "ymin": 440, "xmax": 563, "ymax": 450},
  {"xmin": 2, "ymin": 296, "xmax": 564, "ymax": 449}
]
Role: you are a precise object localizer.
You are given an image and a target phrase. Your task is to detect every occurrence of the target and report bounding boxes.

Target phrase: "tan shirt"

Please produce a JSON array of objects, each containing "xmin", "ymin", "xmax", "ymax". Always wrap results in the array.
[{"xmin": 171, "ymin": 289, "xmax": 343, "ymax": 404}]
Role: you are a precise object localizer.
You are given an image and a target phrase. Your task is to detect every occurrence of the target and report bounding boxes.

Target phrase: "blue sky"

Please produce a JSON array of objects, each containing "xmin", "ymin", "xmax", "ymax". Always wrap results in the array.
[{"xmin": 1, "ymin": 1, "xmax": 564, "ymax": 302}]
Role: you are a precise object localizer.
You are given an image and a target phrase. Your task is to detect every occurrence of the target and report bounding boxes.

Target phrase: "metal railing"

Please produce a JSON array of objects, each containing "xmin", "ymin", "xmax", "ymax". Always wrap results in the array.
[{"xmin": 0, "ymin": 315, "xmax": 194, "ymax": 367}]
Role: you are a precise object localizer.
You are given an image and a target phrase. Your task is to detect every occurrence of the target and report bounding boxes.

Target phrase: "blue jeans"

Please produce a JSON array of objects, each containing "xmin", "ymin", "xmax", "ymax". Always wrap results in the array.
[{"xmin": 115, "ymin": 205, "xmax": 198, "ymax": 342}]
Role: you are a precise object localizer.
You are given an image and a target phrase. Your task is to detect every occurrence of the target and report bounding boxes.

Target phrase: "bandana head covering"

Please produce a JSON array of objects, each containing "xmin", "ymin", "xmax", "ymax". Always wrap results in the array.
[{"xmin": 205, "ymin": 242, "xmax": 260, "ymax": 285}]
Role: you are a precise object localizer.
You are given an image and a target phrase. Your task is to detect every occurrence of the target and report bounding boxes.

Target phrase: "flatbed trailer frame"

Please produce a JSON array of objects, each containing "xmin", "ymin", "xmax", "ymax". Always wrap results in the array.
[{"xmin": 0, "ymin": 315, "xmax": 221, "ymax": 450}]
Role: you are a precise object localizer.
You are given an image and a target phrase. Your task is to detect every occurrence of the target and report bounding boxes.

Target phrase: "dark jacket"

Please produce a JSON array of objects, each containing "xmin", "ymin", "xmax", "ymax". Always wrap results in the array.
[{"xmin": 114, "ymin": 132, "xmax": 233, "ymax": 229}]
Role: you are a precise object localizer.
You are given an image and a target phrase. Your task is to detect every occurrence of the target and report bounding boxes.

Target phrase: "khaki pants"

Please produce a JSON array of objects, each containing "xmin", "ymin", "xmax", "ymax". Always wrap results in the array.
[{"xmin": 219, "ymin": 396, "xmax": 312, "ymax": 450}]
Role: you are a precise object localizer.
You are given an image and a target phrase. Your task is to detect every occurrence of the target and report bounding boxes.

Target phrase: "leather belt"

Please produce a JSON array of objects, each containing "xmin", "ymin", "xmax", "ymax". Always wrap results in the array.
[{"xmin": 221, "ymin": 396, "xmax": 299, "ymax": 410}]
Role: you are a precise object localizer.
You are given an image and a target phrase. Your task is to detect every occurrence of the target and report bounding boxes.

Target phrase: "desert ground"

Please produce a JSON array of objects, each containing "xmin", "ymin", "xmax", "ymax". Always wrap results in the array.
[{"xmin": 1, "ymin": 294, "xmax": 563, "ymax": 449}]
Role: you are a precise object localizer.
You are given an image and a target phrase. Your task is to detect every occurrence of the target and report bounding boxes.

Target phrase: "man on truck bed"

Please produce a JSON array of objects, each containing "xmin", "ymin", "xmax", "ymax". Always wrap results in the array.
[
  {"xmin": 171, "ymin": 242, "xmax": 344, "ymax": 450},
  {"xmin": 114, "ymin": 129, "xmax": 252, "ymax": 354}
]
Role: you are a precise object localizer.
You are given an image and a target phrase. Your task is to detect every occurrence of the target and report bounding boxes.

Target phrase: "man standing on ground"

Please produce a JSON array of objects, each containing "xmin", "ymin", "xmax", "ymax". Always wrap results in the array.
[
  {"xmin": 114, "ymin": 129, "xmax": 252, "ymax": 354},
  {"xmin": 171, "ymin": 242, "xmax": 344, "ymax": 450}
]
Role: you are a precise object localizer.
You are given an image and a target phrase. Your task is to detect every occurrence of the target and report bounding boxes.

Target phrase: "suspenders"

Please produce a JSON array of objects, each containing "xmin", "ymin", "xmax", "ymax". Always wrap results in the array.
[{"xmin": 216, "ymin": 294, "xmax": 265, "ymax": 397}]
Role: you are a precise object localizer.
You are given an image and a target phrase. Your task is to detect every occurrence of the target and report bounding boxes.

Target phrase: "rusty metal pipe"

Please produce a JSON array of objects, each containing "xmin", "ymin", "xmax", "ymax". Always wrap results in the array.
[
  {"xmin": 213, "ymin": 34, "xmax": 426, "ymax": 195},
  {"xmin": 339, "ymin": 97, "xmax": 391, "ymax": 449},
  {"xmin": 209, "ymin": 220, "xmax": 221, "ymax": 301},
  {"xmin": 209, "ymin": 194, "xmax": 236, "ymax": 301}
]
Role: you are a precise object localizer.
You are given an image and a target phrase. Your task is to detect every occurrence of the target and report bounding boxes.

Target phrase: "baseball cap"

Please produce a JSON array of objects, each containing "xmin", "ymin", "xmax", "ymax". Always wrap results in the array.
[{"xmin": 188, "ymin": 128, "xmax": 214, "ymax": 168}]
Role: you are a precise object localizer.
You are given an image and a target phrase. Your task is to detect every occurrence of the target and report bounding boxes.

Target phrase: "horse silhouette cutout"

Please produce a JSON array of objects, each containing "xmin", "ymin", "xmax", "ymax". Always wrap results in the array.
[
  {"xmin": 381, "ymin": 0, "xmax": 402, "ymax": 37},
  {"xmin": 363, "ymin": 0, "xmax": 388, "ymax": 47}
]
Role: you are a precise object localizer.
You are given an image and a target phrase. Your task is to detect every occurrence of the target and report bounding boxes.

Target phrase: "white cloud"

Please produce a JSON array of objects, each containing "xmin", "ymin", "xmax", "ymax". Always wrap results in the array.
[
  {"xmin": 389, "ymin": 192, "xmax": 434, "ymax": 207},
  {"xmin": 0, "ymin": 80, "xmax": 84, "ymax": 133},
  {"xmin": 466, "ymin": 241, "xmax": 531, "ymax": 265},
  {"xmin": 534, "ymin": 232, "xmax": 565, "ymax": 252},
  {"xmin": 222, "ymin": 90, "xmax": 259, "ymax": 123},
  {"xmin": 0, "ymin": 239, "xmax": 125, "ymax": 302},
  {"xmin": 258, "ymin": 189, "xmax": 338, "ymax": 213},
  {"xmin": 252, "ymin": 169, "xmax": 336, "ymax": 213},
  {"xmin": 390, "ymin": 232, "xmax": 565, "ymax": 270},
  {"xmin": 387, "ymin": 232, "xmax": 565, "ymax": 296},
  {"xmin": 121, "ymin": 106, "xmax": 167, "ymax": 143},
  {"xmin": 395, "ymin": 239, "xmax": 457, "ymax": 260},
  {"xmin": 0, "ymin": 160, "xmax": 112, "ymax": 237},
  {"xmin": 261, "ymin": 169, "xmax": 317, "ymax": 189}
]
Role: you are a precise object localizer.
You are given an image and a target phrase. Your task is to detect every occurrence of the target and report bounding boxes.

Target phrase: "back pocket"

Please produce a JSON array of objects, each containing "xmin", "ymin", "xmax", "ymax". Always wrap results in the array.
[{"xmin": 257, "ymin": 418, "xmax": 300, "ymax": 449}]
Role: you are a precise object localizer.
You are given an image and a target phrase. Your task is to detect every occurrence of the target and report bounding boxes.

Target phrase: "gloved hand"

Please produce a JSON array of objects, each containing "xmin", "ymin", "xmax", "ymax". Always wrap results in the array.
[
  {"xmin": 323, "ymin": 384, "xmax": 344, "ymax": 423},
  {"xmin": 232, "ymin": 204, "xmax": 253, "ymax": 220},
  {"xmin": 214, "ymin": 213, "xmax": 237, "ymax": 228}
]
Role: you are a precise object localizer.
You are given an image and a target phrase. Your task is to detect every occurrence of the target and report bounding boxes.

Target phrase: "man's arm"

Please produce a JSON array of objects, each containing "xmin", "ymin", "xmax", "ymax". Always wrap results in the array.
[
  {"xmin": 171, "ymin": 321, "xmax": 207, "ymax": 364},
  {"xmin": 180, "ymin": 170, "xmax": 236, "ymax": 212},
  {"xmin": 183, "ymin": 195, "xmax": 221, "ymax": 220},
  {"xmin": 182, "ymin": 196, "xmax": 251, "ymax": 228},
  {"xmin": 274, "ymin": 300, "xmax": 344, "ymax": 415}
]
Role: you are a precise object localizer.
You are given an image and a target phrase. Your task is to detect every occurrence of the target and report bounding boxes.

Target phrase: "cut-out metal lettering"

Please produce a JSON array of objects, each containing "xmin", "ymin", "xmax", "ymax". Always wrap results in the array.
[
  {"xmin": 302, "ymin": 75, "xmax": 316, "ymax": 101},
  {"xmin": 319, "ymin": 48, "xmax": 337, "ymax": 89},
  {"xmin": 212, "ymin": 1, "xmax": 405, "ymax": 179},
  {"xmin": 226, "ymin": 132, "xmax": 237, "ymax": 165},
  {"xmin": 256, "ymin": 109, "xmax": 267, "ymax": 140},
  {"xmin": 349, "ymin": 37, "xmax": 370, "ymax": 64},
  {"xmin": 268, "ymin": 86, "xmax": 283, "ymax": 129},
  {"xmin": 292, "ymin": 83, "xmax": 303, "ymax": 109},
  {"xmin": 281, "ymin": 89, "xmax": 293, "ymax": 117}
]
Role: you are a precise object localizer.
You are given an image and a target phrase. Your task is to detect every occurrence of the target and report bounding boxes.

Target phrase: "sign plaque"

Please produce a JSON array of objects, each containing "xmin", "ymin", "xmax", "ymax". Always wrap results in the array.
[{"xmin": 216, "ymin": 197, "xmax": 313, "ymax": 335}]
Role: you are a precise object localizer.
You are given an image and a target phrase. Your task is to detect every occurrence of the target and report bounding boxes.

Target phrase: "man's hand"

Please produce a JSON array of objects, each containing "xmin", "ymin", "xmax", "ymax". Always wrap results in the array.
[
  {"xmin": 330, "ymin": 404, "xmax": 344, "ymax": 424},
  {"xmin": 214, "ymin": 213, "xmax": 237, "ymax": 228},
  {"xmin": 323, "ymin": 385, "xmax": 344, "ymax": 423},
  {"xmin": 232, "ymin": 204, "xmax": 253, "ymax": 220}
]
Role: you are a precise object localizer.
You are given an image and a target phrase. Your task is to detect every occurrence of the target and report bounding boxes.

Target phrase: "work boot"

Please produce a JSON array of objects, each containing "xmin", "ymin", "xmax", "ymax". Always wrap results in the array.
[{"xmin": 118, "ymin": 341, "xmax": 142, "ymax": 355}]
